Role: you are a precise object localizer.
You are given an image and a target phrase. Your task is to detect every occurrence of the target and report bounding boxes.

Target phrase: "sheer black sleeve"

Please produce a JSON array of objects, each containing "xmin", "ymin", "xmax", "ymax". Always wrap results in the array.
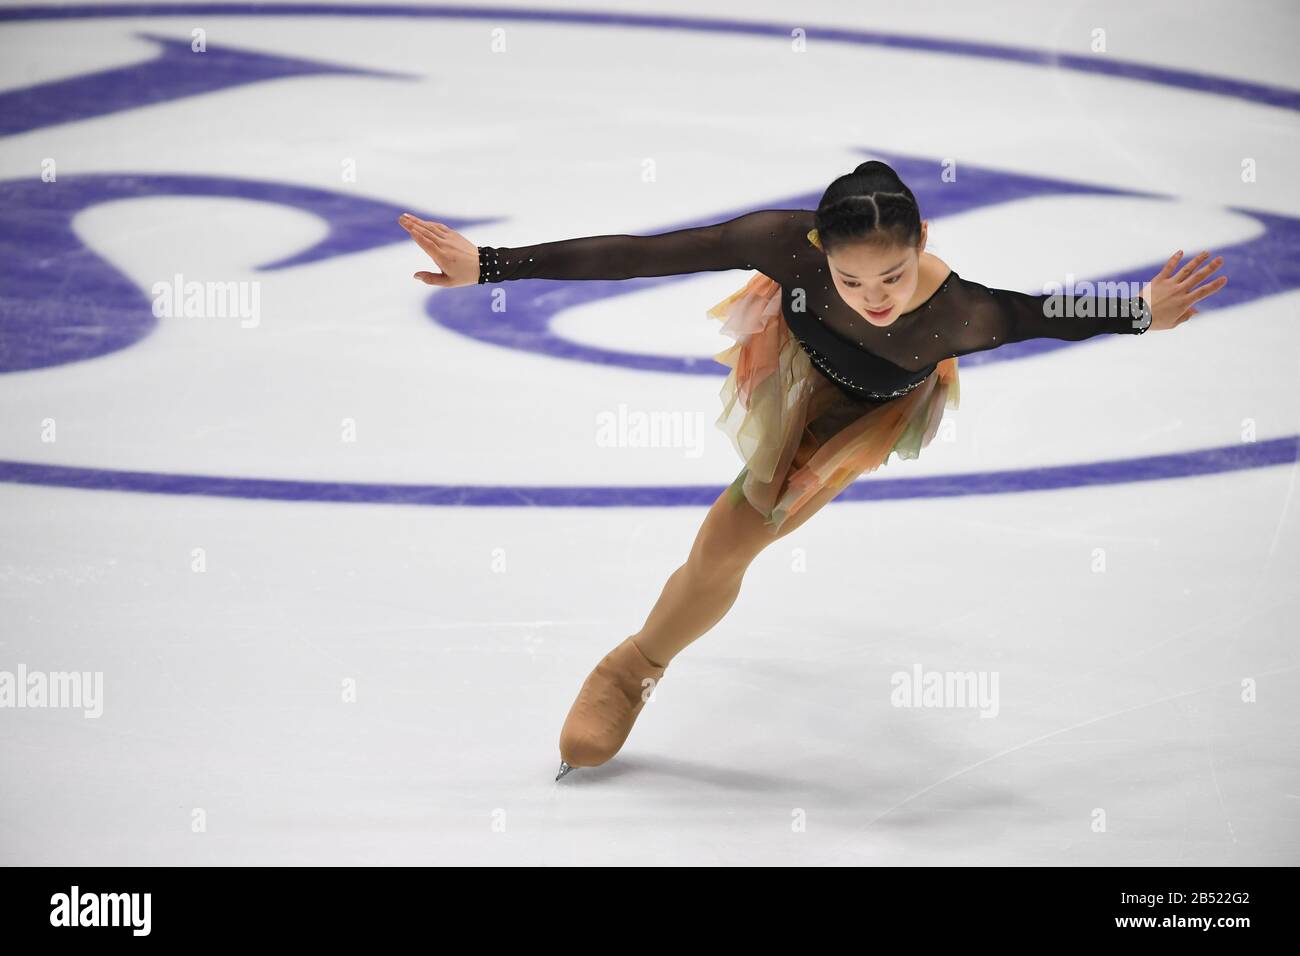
[
  {"xmin": 938, "ymin": 273, "xmax": 1151, "ymax": 359},
  {"xmin": 475, "ymin": 209, "xmax": 796, "ymax": 283}
]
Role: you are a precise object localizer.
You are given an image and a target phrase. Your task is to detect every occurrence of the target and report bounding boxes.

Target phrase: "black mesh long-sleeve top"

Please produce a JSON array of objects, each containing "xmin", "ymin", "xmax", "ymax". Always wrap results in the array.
[{"xmin": 475, "ymin": 209, "xmax": 1150, "ymax": 401}]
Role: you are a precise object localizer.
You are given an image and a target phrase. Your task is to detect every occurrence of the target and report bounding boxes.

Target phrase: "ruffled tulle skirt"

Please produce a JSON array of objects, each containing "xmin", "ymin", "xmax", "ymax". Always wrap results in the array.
[{"xmin": 708, "ymin": 272, "xmax": 960, "ymax": 535}]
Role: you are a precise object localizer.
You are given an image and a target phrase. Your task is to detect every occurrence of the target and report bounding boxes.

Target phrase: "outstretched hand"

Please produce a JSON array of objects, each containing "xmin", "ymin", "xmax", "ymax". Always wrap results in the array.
[
  {"xmin": 398, "ymin": 213, "xmax": 479, "ymax": 287},
  {"xmin": 1144, "ymin": 250, "xmax": 1228, "ymax": 331}
]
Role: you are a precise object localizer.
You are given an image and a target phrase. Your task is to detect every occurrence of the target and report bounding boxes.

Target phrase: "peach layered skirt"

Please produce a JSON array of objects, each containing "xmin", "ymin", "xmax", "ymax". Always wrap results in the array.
[{"xmin": 708, "ymin": 272, "xmax": 960, "ymax": 535}]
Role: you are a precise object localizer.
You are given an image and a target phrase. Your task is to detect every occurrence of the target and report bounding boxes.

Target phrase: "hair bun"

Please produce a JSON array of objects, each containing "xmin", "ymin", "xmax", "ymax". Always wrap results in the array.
[
  {"xmin": 853, "ymin": 160, "xmax": 889, "ymax": 177},
  {"xmin": 814, "ymin": 160, "xmax": 921, "ymax": 252}
]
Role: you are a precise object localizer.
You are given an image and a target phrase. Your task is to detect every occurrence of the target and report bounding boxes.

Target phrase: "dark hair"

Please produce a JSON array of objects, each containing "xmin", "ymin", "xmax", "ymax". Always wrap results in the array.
[{"xmin": 814, "ymin": 160, "xmax": 921, "ymax": 255}]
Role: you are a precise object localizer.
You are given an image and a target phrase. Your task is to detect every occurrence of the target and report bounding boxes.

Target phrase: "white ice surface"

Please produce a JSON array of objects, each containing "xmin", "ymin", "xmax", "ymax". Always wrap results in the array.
[{"xmin": 0, "ymin": 0, "xmax": 1297, "ymax": 865}]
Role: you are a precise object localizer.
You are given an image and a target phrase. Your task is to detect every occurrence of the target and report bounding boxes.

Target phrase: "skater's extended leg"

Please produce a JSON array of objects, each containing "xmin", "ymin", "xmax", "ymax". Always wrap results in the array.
[
  {"xmin": 630, "ymin": 477, "xmax": 849, "ymax": 667},
  {"xmin": 557, "ymin": 476, "xmax": 850, "ymax": 773}
]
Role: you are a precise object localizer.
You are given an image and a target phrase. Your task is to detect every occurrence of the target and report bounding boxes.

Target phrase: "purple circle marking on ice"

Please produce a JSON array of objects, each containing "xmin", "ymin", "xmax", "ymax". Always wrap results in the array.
[{"xmin": 1, "ymin": 4, "xmax": 1296, "ymax": 507}]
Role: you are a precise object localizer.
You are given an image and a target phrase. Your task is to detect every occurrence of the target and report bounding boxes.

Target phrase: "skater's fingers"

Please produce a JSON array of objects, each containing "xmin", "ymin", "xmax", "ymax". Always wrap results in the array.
[
  {"xmin": 403, "ymin": 227, "xmax": 441, "ymax": 260},
  {"xmin": 398, "ymin": 214, "xmax": 445, "ymax": 243},
  {"xmin": 414, "ymin": 270, "xmax": 451, "ymax": 286},
  {"xmin": 1157, "ymin": 249, "xmax": 1183, "ymax": 279},
  {"xmin": 399, "ymin": 215, "xmax": 442, "ymax": 245},
  {"xmin": 1187, "ymin": 255, "xmax": 1224, "ymax": 287},
  {"xmin": 1174, "ymin": 250, "xmax": 1211, "ymax": 284},
  {"xmin": 405, "ymin": 214, "xmax": 452, "ymax": 238},
  {"xmin": 397, "ymin": 215, "xmax": 424, "ymax": 240},
  {"xmin": 408, "ymin": 220, "xmax": 446, "ymax": 250},
  {"xmin": 1188, "ymin": 274, "xmax": 1228, "ymax": 303},
  {"xmin": 399, "ymin": 219, "xmax": 444, "ymax": 256}
]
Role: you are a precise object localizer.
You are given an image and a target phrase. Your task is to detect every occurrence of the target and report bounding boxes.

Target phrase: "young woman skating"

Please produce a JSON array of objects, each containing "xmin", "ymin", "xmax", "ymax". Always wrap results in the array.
[{"xmin": 398, "ymin": 161, "xmax": 1228, "ymax": 780}]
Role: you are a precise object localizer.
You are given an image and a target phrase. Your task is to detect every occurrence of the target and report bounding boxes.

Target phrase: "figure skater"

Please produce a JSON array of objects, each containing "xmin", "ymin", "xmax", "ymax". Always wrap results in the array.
[{"xmin": 397, "ymin": 161, "xmax": 1228, "ymax": 781}]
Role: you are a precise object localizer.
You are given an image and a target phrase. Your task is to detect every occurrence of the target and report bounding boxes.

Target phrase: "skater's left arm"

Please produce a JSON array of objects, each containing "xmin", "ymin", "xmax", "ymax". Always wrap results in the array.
[{"xmin": 947, "ymin": 250, "xmax": 1228, "ymax": 353}]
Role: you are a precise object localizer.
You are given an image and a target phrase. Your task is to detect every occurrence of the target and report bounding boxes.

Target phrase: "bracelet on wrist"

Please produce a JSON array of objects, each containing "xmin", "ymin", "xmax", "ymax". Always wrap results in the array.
[
  {"xmin": 1131, "ymin": 295, "xmax": 1152, "ymax": 334},
  {"xmin": 478, "ymin": 246, "xmax": 501, "ymax": 284}
]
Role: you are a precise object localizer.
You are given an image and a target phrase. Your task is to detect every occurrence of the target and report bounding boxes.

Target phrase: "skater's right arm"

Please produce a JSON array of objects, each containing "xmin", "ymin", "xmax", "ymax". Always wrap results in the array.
[{"xmin": 400, "ymin": 209, "xmax": 795, "ymax": 285}]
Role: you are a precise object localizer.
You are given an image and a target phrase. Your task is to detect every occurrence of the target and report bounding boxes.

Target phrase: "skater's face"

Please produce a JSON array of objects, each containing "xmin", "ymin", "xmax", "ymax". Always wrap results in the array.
[{"xmin": 825, "ymin": 224, "xmax": 928, "ymax": 327}]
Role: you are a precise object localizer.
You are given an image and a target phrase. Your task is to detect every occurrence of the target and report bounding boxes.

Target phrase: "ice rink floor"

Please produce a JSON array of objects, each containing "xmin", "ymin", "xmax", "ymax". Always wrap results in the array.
[{"xmin": 1, "ymin": 0, "xmax": 1297, "ymax": 865}]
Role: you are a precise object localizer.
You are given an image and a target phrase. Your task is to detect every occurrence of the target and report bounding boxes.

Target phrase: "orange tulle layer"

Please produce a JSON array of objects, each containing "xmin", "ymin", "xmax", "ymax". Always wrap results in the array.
[{"xmin": 707, "ymin": 272, "xmax": 960, "ymax": 534}]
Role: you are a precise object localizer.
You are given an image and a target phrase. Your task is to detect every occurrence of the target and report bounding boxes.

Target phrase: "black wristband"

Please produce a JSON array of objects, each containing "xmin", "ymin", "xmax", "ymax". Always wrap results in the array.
[
  {"xmin": 478, "ymin": 246, "xmax": 503, "ymax": 284},
  {"xmin": 1131, "ymin": 295, "xmax": 1152, "ymax": 334}
]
